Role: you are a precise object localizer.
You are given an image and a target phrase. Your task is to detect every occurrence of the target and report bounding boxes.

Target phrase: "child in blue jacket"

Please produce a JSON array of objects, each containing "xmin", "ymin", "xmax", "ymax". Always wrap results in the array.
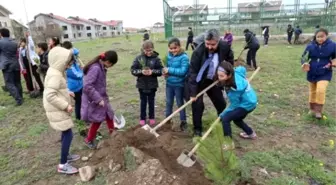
[
  {"xmin": 62, "ymin": 41, "xmax": 84, "ymax": 120},
  {"xmin": 163, "ymin": 38, "xmax": 189, "ymax": 131},
  {"xmin": 301, "ymin": 28, "xmax": 336, "ymax": 119},
  {"xmin": 217, "ymin": 62, "xmax": 257, "ymax": 140}
]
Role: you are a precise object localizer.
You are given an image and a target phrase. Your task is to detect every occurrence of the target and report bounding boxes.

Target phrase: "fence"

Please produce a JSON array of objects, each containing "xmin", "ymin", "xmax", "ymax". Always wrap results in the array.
[{"xmin": 163, "ymin": 0, "xmax": 336, "ymax": 39}]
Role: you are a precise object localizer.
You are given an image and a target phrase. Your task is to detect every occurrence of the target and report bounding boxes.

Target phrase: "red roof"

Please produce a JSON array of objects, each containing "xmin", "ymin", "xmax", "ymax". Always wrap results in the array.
[
  {"xmin": 68, "ymin": 16, "xmax": 97, "ymax": 25},
  {"xmin": 89, "ymin": 18, "xmax": 109, "ymax": 26},
  {"xmin": 47, "ymin": 13, "xmax": 82, "ymax": 25},
  {"xmin": 103, "ymin": 20, "xmax": 122, "ymax": 26}
]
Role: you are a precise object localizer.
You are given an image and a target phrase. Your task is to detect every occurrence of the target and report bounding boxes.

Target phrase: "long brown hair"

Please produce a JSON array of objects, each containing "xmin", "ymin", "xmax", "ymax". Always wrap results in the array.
[
  {"xmin": 83, "ymin": 50, "xmax": 118, "ymax": 74},
  {"xmin": 217, "ymin": 61, "xmax": 235, "ymax": 87}
]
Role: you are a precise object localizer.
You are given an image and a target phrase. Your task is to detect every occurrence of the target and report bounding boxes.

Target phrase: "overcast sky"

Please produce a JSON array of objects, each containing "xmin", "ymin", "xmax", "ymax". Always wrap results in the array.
[{"xmin": 1, "ymin": 0, "xmax": 323, "ymax": 28}]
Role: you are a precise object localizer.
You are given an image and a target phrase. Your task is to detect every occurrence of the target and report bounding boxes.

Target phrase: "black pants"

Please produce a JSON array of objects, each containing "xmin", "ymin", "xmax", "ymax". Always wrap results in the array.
[
  {"xmin": 191, "ymin": 79, "xmax": 226, "ymax": 132},
  {"xmin": 247, "ymin": 46, "xmax": 260, "ymax": 69},
  {"xmin": 23, "ymin": 57, "xmax": 44, "ymax": 92},
  {"xmin": 139, "ymin": 89, "xmax": 156, "ymax": 120},
  {"xmin": 264, "ymin": 35, "xmax": 269, "ymax": 45},
  {"xmin": 74, "ymin": 89, "xmax": 82, "ymax": 120},
  {"xmin": 294, "ymin": 34, "xmax": 299, "ymax": 44},
  {"xmin": 2, "ymin": 70, "xmax": 23, "ymax": 104},
  {"xmin": 221, "ymin": 107, "xmax": 254, "ymax": 137},
  {"xmin": 287, "ymin": 34, "xmax": 293, "ymax": 44},
  {"xmin": 186, "ymin": 40, "xmax": 194, "ymax": 51}
]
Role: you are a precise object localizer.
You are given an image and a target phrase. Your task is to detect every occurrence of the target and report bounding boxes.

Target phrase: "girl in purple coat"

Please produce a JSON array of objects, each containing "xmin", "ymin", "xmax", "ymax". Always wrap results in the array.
[
  {"xmin": 223, "ymin": 30, "xmax": 233, "ymax": 46},
  {"xmin": 81, "ymin": 50, "xmax": 118, "ymax": 149}
]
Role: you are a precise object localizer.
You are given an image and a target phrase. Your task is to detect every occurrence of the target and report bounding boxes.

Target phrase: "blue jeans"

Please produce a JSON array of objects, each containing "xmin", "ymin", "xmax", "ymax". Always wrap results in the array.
[
  {"xmin": 165, "ymin": 85, "xmax": 186, "ymax": 121},
  {"xmin": 221, "ymin": 107, "xmax": 254, "ymax": 137}
]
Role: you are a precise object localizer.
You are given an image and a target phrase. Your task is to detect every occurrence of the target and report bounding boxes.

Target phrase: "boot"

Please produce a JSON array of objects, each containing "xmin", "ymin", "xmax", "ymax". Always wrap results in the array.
[
  {"xmin": 309, "ymin": 103, "xmax": 316, "ymax": 115},
  {"xmin": 314, "ymin": 104, "xmax": 323, "ymax": 119}
]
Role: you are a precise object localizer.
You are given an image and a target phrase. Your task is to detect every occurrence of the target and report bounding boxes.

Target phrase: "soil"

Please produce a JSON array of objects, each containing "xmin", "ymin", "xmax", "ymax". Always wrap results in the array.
[{"xmin": 88, "ymin": 124, "xmax": 213, "ymax": 185}]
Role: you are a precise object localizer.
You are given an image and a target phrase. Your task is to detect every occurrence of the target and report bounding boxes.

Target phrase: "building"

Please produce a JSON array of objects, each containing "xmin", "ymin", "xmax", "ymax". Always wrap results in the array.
[
  {"xmin": 28, "ymin": 13, "xmax": 123, "ymax": 42},
  {"xmin": 151, "ymin": 22, "xmax": 164, "ymax": 33},
  {"xmin": 172, "ymin": 4, "xmax": 209, "ymax": 24},
  {"xmin": 11, "ymin": 19, "xmax": 28, "ymax": 39},
  {"xmin": 238, "ymin": 1, "xmax": 282, "ymax": 20},
  {"xmin": 0, "ymin": 5, "xmax": 15, "ymax": 38},
  {"xmin": 103, "ymin": 20, "xmax": 123, "ymax": 36}
]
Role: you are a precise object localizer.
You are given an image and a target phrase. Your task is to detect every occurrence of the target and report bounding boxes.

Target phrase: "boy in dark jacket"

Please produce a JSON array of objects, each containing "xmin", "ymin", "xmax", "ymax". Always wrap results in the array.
[
  {"xmin": 37, "ymin": 42, "xmax": 49, "ymax": 82},
  {"xmin": 287, "ymin": 24, "xmax": 294, "ymax": 44},
  {"xmin": 294, "ymin": 26, "xmax": 302, "ymax": 44},
  {"xmin": 143, "ymin": 30, "xmax": 150, "ymax": 41},
  {"xmin": 186, "ymin": 27, "xmax": 194, "ymax": 51},
  {"xmin": 131, "ymin": 40, "xmax": 163, "ymax": 126},
  {"xmin": 244, "ymin": 29, "xmax": 260, "ymax": 70}
]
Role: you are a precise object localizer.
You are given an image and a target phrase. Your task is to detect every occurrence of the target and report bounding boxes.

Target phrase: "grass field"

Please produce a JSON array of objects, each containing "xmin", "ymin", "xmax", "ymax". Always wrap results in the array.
[{"xmin": 0, "ymin": 34, "xmax": 335, "ymax": 185}]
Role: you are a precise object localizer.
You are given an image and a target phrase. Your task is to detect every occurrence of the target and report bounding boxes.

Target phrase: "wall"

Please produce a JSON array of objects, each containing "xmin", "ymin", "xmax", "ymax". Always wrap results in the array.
[{"xmin": 0, "ymin": 8, "xmax": 14, "ymax": 38}]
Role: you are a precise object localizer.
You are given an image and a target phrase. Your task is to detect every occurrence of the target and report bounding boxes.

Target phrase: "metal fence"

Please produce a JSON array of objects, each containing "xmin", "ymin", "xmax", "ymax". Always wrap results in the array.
[{"xmin": 163, "ymin": 0, "xmax": 336, "ymax": 39}]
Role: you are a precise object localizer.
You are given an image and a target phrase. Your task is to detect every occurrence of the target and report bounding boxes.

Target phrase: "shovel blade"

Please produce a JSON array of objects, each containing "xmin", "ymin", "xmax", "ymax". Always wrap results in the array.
[
  {"xmin": 113, "ymin": 114, "xmax": 126, "ymax": 129},
  {"xmin": 141, "ymin": 125, "xmax": 160, "ymax": 137},
  {"xmin": 177, "ymin": 150, "xmax": 196, "ymax": 167}
]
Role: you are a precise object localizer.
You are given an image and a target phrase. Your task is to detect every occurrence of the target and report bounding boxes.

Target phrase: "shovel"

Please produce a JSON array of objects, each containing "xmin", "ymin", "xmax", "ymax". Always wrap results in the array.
[
  {"xmin": 142, "ymin": 80, "xmax": 219, "ymax": 137},
  {"xmin": 113, "ymin": 114, "xmax": 126, "ymax": 129},
  {"xmin": 177, "ymin": 67, "xmax": 261, "ymax": 167}
]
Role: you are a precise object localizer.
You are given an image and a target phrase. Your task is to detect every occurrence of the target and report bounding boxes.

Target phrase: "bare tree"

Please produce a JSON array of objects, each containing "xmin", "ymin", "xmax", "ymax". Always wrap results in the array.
[{"xmin": 30, "ymin": 22, "xmax": 62, "ymax": 43}]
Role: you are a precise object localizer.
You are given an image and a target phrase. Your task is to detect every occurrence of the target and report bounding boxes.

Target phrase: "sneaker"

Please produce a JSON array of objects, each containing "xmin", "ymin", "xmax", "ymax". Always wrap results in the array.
[
  {"xmin": 180, "ymin": 121, "xmax": 188, "ymax": 131},
  {"xmin": 57, "ymin": 163, "xmax": 78, "ymax": 174},
  {"xmin": 139, "ymin": 120, "xmax": 146, "ymax": 126},
  {"xmin": 193, "ymin": 129, "xmax": 202, "ymax": 137},
  {"xmin": 239, "ymin": 132, "xmax": 257, "ymax": 140},
  {"xmin": 84, "ymin": 139, "xmax": 97, "ymax": 149},
  {"xmin": 149, "ymin": 119, "xmax": 156, "ymax": 126},
  {"xmin": 67, "ymin": 154, "xmax": 80, "ymax": 162}
]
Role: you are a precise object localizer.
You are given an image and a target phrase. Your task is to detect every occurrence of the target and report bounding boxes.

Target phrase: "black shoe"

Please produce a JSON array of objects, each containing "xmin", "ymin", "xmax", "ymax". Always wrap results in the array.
[
  {"xmin": 193, "ymin": 129, "xmax": 202, "ymax": 137},
  {"xmin": 180, "ymin": 121, "xmax": 188, "ymax": 131},
  {"xmin": 16, "ymin": 99, "xmax": 23, "ymax": 106}
]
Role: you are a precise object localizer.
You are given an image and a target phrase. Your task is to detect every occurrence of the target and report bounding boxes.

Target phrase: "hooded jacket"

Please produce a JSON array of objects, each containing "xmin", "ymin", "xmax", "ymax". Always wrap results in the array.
[
  {"xmin": 43, "ymin": 46, "xmax": 73, "ymax": 131},
  {"xmin": 220, "ymin": 66, "xmax": 258, "ymax": 117}
]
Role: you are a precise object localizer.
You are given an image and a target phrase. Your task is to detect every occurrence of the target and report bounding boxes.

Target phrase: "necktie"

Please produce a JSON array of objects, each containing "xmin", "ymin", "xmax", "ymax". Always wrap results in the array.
[{"xmin": 196, "ymin": 54, "xmax": 214, "ymax": 83}]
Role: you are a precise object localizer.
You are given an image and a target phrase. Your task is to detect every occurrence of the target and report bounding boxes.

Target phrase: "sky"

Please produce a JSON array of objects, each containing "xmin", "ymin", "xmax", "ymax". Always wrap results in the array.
[{"xmin": 1, "ymin": 0, "xmax": 324, "ymax": 28}]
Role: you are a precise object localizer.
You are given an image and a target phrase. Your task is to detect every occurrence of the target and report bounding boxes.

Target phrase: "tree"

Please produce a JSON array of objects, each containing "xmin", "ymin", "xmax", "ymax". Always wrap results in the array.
[{"xmin": 30, "ymin": 22, "xmax": 62, "ymax": 42}]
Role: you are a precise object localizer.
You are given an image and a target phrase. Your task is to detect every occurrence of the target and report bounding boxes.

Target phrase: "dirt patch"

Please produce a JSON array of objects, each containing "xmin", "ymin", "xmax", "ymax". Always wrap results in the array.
[{"xmin": 88, "ymin": 124, "xmax": 212, "ymax": 185}]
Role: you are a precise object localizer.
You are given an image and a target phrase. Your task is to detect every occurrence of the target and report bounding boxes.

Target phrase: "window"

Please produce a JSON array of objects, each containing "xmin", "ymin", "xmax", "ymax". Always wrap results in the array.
[
  {"xmin": 62, "ymin": 26, "xmax": 68, "ymax": 31},
  {"xmin": 78, "ymin": 33, "xmax": 82, "ymax": 37},
  {"xmin": 4, "ymin": 22, "xmax": 7, "ymax": 27},
  {"xmin": 76, "ymin": 25, "xmax": 80, "ymax": 30},
  {"xmin": 86, "ymin": 26, "xmax": 91, "ymax": 30},
  {"xmin": 118, "ymin": 32, "xmax": 120, "ymax": 35},
  {"xmin": 73, "ymin": 34, "xmax": 76, "ymax": 38},
  {"xmin": 63, "ymin": 34, "xmax": 69, "ymax": 39},
  {"xmin": 112, "ymin": 32, "xmax": 115, "ymax": 35},
  {"xmin": 103, "ymin": 27, "xmax": 107, "ymax": 30},
  {"xmin": 87, "ymin": 33, "xmax": 92, "ymax": 37}
]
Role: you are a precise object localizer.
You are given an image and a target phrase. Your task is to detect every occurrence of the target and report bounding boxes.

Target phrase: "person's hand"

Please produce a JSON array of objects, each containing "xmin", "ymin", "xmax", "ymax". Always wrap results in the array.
[
  {"xmin": 190, "ymin": 97, "xmax": 197, "ymax": 102},
  {"xmin": 147, "ymin": 69, "xmax": 152, "ymax": 76},
  {"xmin": 25, "ymin": 32, "xmax": 30, "ymax": 37},
  {"xmin": 67, "ymin": 105, "xmax": 73, "ymax": 113},
  {"xmin": 21, "ymin": 69, "xmax": 27, "ymax": 75},
  {"xmin": 99, "ymin": 100, "xmax": 105, "ymax": 107},
  {"xmin": 142, "ymin": 70, "xmax": 148, "ymax": 75},
  {"xmin": 69, "ymin": 91, "xmax": 75, "ymax": 98},
  {"xmin": 163, "ymin": 67, "xmax": 168, "ymax": 74},
  {"xmin": 331, "ymin": 59, "xmax": 336, "ymax": 67}
]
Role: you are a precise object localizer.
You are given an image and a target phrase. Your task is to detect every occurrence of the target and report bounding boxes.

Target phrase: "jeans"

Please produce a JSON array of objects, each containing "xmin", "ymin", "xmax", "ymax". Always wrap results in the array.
[
  {"xmin": 74, "ymin": 89, "xmax": 82, "ymax": 120},
  {"xmin": 139, "ymin": 89, "xmax": 156, "ymax": 120},
  {"xmin": 60, "ymin": 129, "xmax": 73, "ymax": 164},
  {"xmin": 165, "ymin": 85, "xmax": 186, "ymax": 121},
  {"xmin": 247, "ymin": 46, "xmax": 260, "ymax": 69},
  {"xmin": 3, "ymin": 70, "xmax": 23, "ymax": 104},
  {"xmin": 288, "ymin": 34, "xmax": 293, "ymax": 44},
  {"xmin": 221, "ymin": 107, "xmax": 254, "ymax": 137}
]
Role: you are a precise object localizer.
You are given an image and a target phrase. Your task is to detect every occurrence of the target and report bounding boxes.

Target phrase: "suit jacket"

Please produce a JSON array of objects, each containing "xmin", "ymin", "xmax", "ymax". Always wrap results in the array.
[{"xmin": 0, "ymin": 37, "xmax": 20, "ymax": 72}]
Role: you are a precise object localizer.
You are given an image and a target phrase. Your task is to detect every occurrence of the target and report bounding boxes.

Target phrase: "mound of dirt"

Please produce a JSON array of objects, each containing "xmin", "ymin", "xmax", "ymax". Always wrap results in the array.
[{"xmin": 88, "ymin": 124, "xmax": 212, "ymax": 185}]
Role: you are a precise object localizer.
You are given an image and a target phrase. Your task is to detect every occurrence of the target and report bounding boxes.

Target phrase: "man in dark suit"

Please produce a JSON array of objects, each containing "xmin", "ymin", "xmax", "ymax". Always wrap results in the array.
[
  {"xmin": 0, "ymin": 28, "xmax": 23, "ymax": 105},
  {"xmin": 188, "ymin": 29, "xmax": 234, "ymax": 136}
]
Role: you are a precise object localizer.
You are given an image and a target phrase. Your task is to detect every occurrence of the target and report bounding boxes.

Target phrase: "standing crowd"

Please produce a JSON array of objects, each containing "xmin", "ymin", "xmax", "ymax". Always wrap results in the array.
[{"xmin": 0, "ymin": 25, "xmax": 335, "ymax": 175}]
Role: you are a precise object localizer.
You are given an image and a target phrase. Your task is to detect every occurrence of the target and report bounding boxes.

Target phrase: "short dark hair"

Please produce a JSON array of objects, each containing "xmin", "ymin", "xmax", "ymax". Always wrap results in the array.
[
  {"xmin": 37, "ymin": 42, "xmax": 48, "ymax": 51},
  {"xmin": 62, "ymin": 41, "xmax": 73, "ymax": 49},
  {"xmin": 316, "ymin": 25, "xmax": 320, "ymax": 29},
  {"xmin": 204, "ymin": 29, "xmax": 220, "ymax": 41},
  {"xmin": 142, "ymin": 40, "xmax": 154, "ymax": 49},
  {"xmin": 0, "ymin": 28, "xmax": 10, "ymax": 37},
  {"xmin": 20, "ymin": 38, "xmax": 26, "ymax": 44},
  {"xmin": 243, "ymin": 29, "xmax": 249, "ymax": 33},
  {"xmin": 51, "ymin": 37, "xmax": 61, "ymax": 46},
  {"xmin": 168, "ymin": 37, "xmax": 181, "ymax": 47}
]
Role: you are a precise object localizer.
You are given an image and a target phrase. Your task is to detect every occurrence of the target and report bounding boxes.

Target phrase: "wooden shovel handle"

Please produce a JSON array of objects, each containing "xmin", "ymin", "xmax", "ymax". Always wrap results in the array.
[
  {"xmin": 187, "ymin": 67, "xmax": 261, "ymax": 157},
  {"xmin": 152, "ymin": 80, "xmax": 219, "ymax": 132}
]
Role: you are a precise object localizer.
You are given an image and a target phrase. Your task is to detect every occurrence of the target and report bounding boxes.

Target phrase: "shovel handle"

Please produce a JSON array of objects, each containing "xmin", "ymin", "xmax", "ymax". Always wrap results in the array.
[
  {"xmin": 152, "ymin": 80, "xmax": 219, "ymax": 132},
  {"xmin": 187, "ymin": 117, "xmax": 221, "ymax": 157},
  {"xmin": 186, "ymin": 67, "xmax": 260, "ymax": 157}
]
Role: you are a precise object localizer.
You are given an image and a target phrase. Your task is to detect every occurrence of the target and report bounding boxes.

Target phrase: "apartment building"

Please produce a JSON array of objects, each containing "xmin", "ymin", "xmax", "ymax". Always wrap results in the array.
[{"xmin": 28, "ymin": 13, "xmax": 123, "ymax": 41}]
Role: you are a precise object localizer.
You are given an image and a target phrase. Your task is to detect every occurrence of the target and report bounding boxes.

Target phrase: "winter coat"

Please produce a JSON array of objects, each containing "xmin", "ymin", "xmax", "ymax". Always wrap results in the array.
[
  {"xmin": 244, "ymin": 32, "xmax": 259, "ymax": 49},
  {"xmin": 143, "ymin": 33, "xmax": 149, "ymax": 41},
  {"xmin": 66, "ymin": 61, "xmax": 83, "ymax": 93},
  {"xmin": 188, "ymin": 40, "xmax": 234, "ymax": 97},
  {"xmin": 220, "ymin": 66, "xmax": 257, "ymax": 118},
  {"xmin": 39, "ymin": 51, "xmax": 49, "ymax": 74},
  {"xmin": 287, "ymin": 27, "xmax": 294, "ymax": 36},
  {"xmin": 43, "ymin": 46, "xmax": 73, "ymax": 131},
  {"xmin": 187, "ymin": 30, "xmax": 194, "ymax": 41},
  {"xmin": 131, "ymin": 51, "xmax": 163, "ymax": 90},
  {"xmin": 295, "ymin": 28, "xmax": 302, "ymax": 35},
  {"xmin": 81, "ymin": 62, "xmax": 114, "ymax": 123},
  {"xmin": 165, "ymin": 51, "xmax": 189, "ymax": 87},
  {"xmin": 302, "ymin": 38, "xmax": 336, "ymax": 82},
  {"xmin": 223, "ymin": 33, "xmax": 233, "ymax": 46}
]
